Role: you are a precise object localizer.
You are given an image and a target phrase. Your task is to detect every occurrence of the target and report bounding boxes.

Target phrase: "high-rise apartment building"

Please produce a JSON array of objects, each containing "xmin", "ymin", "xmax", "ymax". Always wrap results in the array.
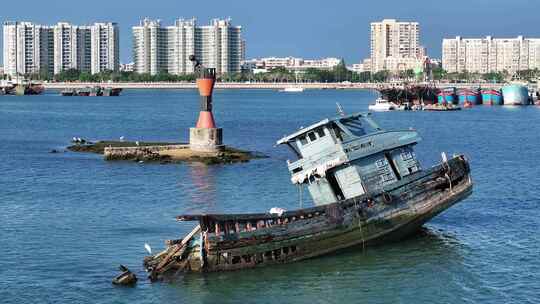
[
  {"xmin": 132, "ymin": 19, "xmax": 167, "ymax": 75},
  {"xmin": 132, "ymin": 18, "xmax": 242, "ymax": 75},
  {"xmin": 91, "ymin": 23, "xmax": 120, "ymax": 74},
  {"xmin": 442, "ymin": 36, "xmax": 540, "ymax": 74},
  {"xmin": 3, "ymin": 22, "xmax": 54, "ymax": 76},
  {"xmin": 369, "ymin": 19, "xmax": 422, "ymax": 72},
  {"xmin": 166, "ymin": 18, "xmax": 196, "ymax": 75},
  {"xmin": 3, "ymin": 21, "xmax": 119, "ymax": 77},
  {"xmin": 53, "ymin": 22, "xmax": 90, "ymax": 74}
]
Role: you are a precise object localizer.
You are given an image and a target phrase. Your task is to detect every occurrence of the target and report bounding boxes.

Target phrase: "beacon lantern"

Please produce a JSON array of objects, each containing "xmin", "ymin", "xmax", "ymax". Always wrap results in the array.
[{"xmin": 189, "ymin": 55, "xmax": 223, "ymax": 152}]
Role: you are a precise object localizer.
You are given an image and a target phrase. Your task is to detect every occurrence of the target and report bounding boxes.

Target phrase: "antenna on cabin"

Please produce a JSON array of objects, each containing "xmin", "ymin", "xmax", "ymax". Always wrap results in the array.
[{"xmin": 336, "ymin": 103, "xmax": 346, "ymax": 117}]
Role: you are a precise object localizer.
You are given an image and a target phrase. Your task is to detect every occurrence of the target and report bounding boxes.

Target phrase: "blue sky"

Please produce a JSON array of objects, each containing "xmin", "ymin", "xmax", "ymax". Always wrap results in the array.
[{"xmin": 1, "ymin": 0, "xmax": 538, "ymax": 65}]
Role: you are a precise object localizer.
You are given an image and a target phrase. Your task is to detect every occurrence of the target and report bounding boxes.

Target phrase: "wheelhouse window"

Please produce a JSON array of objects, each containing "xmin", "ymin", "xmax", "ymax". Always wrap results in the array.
[
  {"xmin": 331, "ymin": 124, "xmax": 344, "ymax": 142},
  {"xmin": 375, "ymin": 158, "xmax": 387, "ymax": 168},
  {"xmin": 308, "ymin": 132, "xmax": 317, "ymax": 142},
  {"xmin": 401, "ymin": 151, "xmax": 413, "ymax": 161},
  {"xmin": 299, "ymin": 135, "xmax": 308, "ymax": 145},
  {"xmin": 316, "ymin": 128, "xmax": 326, "ymax": 138}
]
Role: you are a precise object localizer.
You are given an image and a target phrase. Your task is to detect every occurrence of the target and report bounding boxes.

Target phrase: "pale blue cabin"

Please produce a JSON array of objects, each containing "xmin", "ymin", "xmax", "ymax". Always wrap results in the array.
[{"xmin": 277, "ymin": 113, "xmax": 423, "ymax": 206}]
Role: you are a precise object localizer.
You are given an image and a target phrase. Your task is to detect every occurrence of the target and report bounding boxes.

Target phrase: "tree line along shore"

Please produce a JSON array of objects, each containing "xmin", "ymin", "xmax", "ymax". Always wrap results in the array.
[{"xmin": 6, "ymin": 60, "xmax": 540, "ymax": 84}]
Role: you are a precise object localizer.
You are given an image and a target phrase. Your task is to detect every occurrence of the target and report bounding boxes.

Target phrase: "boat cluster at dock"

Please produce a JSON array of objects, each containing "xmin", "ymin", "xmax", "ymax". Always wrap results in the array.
[
  {"xmin": 371, "ymin": 84, "xmax": 540, "ymax": 112},
  {"xmin": 0, "ymin": 79, "xmax": 44, "ymax": 95},
  {"xmin": 61, "ymin": 86, "xmax": 122, "ymax": 97}
]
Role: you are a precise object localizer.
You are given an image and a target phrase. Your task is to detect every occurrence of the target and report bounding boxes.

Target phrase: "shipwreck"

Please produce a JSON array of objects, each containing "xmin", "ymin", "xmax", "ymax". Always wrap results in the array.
[{"xmin": 143, "ymin": 111, "xmax": 473, "ymax": 279}]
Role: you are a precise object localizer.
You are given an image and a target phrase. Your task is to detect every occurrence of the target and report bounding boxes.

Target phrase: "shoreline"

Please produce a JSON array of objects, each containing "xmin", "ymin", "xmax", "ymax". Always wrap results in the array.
[{"xmin": 43, "ymin": 82, "xmax": 505, "ymax": 90}]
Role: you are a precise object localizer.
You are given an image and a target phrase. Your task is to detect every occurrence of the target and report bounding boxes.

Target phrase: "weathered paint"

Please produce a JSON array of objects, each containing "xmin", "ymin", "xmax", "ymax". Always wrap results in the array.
[
  {"xmin": 143, "ymin": 113, "xmax": 473, "ymax": 279},
  {"xmin": 144, "ymin": 155, "xmax": 472, "ymax": 279}
]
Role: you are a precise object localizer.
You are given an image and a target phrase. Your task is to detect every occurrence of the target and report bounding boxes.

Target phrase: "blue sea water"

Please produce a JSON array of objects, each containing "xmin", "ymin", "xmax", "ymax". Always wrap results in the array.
[{"xmin": 1, "ymin": 89, "xmax": 539, "ymax": 303}]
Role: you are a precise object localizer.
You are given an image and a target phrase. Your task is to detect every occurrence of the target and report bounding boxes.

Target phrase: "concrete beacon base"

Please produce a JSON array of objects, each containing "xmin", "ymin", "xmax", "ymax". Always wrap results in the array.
[{"xmin": 189, "ymin": 127, "xmax": 223, "ymax": 152}]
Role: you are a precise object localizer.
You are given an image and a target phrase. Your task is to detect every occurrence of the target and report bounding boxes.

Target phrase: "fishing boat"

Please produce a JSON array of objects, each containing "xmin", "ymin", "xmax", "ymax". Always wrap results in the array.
[
  {"xmin": 502, "ymin": 84, "xmax": 529, "ymax": 105},
  {"xmin": 280, "ymin": 86, "xmax": 305, "ymax": 93},
  {"xmin": 143, "ymin": 111, "xmax": 473, "ymax": 279},
  {"xmin": 14, "ymin": 82, "xmax": 44, "ymax": 95},
  {"xmin": 89, "ymin": 86, "xmax": 102, "ymax": 97},
  {"xmin": 60, "ymin": 89, "xmax": 75, "ymax": 96},
  {"xmin": 458, "ymin": 89, "xmax": 481, "ymax": 106},
  {"xmin": 437, "ymin": 88, "xmax": 458, "ymax": 105},
  {"xmin": 60, "ymin": 86, "xmax": 122, "ymax": 97},
  {"xmin": 368, "ymin": 98, "xmax": 396, "ymax": 112},
  {"xmin": 481, "ymin": 89, "xmax": 503, "ymax": 105},
  {"xmin": 377, "ymin": 86, "xmax": 438, "ymax": 105},
  {"xmin": 0, "ymin": 79, "xmax": 44, "ymax": 95},
  {"xmin": 102, "ymin": 87, "xmax": 122, "ymax": 96}
]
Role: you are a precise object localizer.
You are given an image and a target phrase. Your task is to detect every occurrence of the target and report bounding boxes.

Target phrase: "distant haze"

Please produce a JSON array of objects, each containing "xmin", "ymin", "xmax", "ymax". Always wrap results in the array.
[{"xmin": 1, "ymin": 0, "xmax": 537, "ymax": 65}]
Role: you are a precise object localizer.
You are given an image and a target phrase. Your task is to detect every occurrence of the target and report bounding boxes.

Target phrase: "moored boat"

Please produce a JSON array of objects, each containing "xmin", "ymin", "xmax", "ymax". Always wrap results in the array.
[
  {"xmin": 89, "ymin": 86, "xmax": 101, "ymax": 97},
  {"xmin": 377, "ymin": 86, "xmax": 438, "ymax": 105},
  {"xmin": 458, "ymin": 89, "xmax": 481, "ymax": 105},
  {"xmin": 280, "ymin": 86, "xmax": 304, "ymax": 93},
  {"xmin": 368, "ymin": 98, "xmax": 396, "ymax": 112},
  {"xmin": 502, "ymin": 84, "xmax": 529, "ymax": 105},
  {"xmin": 143, "ymin": 111, "xmax": 473, "ymax": 279},
  {"xmin": 481, "ymin": 89, "xmax": 503, "ymax": 105},
  {"xmin": 423, "ymin": 103, "xmax": 461, "ymax": 111},
  {"xmin": 102, "ymin": 87, "xmax": 122, "ymax": 96},
  {"xmin": 60, "ymin": 86, "xmax": 122, "ymax": 96},
  {"xmin": 437, "ymin": 88, "xmax": 457, "ymax": 105}
]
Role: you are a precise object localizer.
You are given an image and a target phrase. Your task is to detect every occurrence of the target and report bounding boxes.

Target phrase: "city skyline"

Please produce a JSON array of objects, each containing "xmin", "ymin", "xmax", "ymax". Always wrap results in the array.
[{"xmin": 0, "ymin": 0, "xmax": 538, "ymax": 65}]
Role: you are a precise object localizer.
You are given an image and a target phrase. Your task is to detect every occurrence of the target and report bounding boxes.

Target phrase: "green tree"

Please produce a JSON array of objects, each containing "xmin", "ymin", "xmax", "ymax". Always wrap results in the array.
[
  {"xmin": 55, "ymin": 69, "xmax": 81, "ymax": 82},
  {"xmin": 332, "ymin": 59, "xmax": 350, "ymax": 82},
  {"xmin": 372, "ymin": 70, "xmax": 389, "ymax": 82},
  {"xmin": 432, "ymin": 67, "xmax": 447, "ymax": 81}
]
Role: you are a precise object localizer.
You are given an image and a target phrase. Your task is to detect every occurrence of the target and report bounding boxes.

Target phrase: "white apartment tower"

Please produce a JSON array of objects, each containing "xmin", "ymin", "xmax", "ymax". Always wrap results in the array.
[
  {"xmin": 3, "ymin": 21, "xmax": 119, "ymax": 77},
  {"xmin": 3, "ymin": 22, "xmax": 54, "ymax": 76},
  {"xmin": 53, "ymin": 22, "xmax": 90, "ymax": 74},
  {"xmin": 132, "ymin": 18, "xmax": 243, "ymax": 75},
  {"xmin": 132, "ymin": 19, "xmax": 168, "ymax": 75},
  {"xmin": 167, "ymin": 19, "xmax": 196, "ymax": 74},
  {"xmin": 370, "ymin": 19, "xmax": 421, "ymax": 72},
  {"xmin": 442, "ymin": 36, "xmax": 540, "ymax": 74},
  {"xmin": 91, "ymin": 23, "xmax": 120, "ymax": 74}
]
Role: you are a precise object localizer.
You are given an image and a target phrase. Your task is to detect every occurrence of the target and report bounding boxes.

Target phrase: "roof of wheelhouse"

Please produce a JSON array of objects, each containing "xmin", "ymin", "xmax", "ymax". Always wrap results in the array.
[{"xmin": 276, "ymin": 112, "xmax": 379, "ymax": 145}]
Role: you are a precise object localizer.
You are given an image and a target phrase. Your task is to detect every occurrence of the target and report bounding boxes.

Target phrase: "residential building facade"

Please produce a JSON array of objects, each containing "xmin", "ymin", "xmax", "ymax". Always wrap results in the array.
[
  {"xmin": 3, "ymin": 21, "xmax": 119, "ymax": 77},
  {"xmin": 242, "ymin": 57, "xmax": 342, "ymax": 73},
  {"xmin": 442, "ymin": 36, "xmax": 540, "ymax": 74},
  {"xmin": 91, "ymin": 23, "xmax": 120, "ymax": 74},
  {"xmin": 3, "ymin": 22, "xmax": 54, "ymax": 76},
  {"xmin": 368, "ymin": 19, "xmax": 423, "ymax": 72},
  {"xmin": 120, "ymin": 62, "xmax": 135, "ymax": 72},
  {"xmin": 132, "ymin": 18, "xmax": 243, "ymax": 75}
]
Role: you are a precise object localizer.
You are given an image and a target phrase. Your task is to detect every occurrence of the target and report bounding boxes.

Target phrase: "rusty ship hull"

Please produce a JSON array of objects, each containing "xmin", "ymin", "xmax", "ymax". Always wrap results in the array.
[{"xmin": 144, "ymin": 155, "xmax": 472, "ymax": 279}]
